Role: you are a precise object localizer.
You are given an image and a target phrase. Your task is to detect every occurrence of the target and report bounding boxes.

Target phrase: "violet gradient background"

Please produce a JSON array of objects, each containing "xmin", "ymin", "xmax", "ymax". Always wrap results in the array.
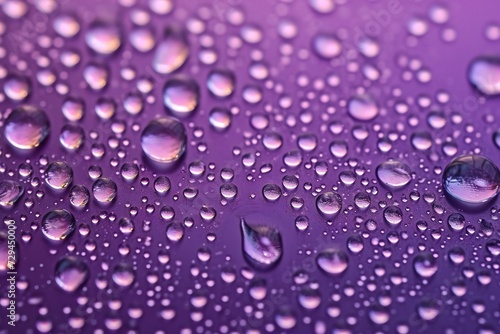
[{"xmin": 1, "ymin": 0, "xmax": 500, "ymax": 333}]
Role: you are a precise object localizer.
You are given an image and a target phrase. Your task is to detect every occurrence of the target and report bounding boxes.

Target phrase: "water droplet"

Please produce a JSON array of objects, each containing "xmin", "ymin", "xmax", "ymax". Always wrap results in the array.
[
  {"xmin": 443, "ymin": 155, "xmax": 500, "ymax": 205},
  {"xmin": 112, "ymin": 263, "xmax": 135, "ymax": 287},
  {"xmin": 4, "ymin": 75, "xmax": 30, "ymax": 101},
  {"xmin": 69, "ymin": 185, "xmax": 90, "ymax": 208},
  {"xmin": 55, "ymin": 257, "xmax": 89, "ymax": 292},
  {"xmin": 468, "ymin": 57, "xmax": 500, "ymax": 96},
  {"xmin": 85, "ymin": 22, "xmax": 122, "ymax": 55},
  {"xmin": 376, "ymin": 160, "xmax": 412, "ymax": 189},
  {"xmin": 316, "ymin": 248, "xmax": 349, "ymax": 275},
  {"xmin": 262, "ymin": 184, "xmax": 282, "ymax": 201},
  {"xmin": 309, "ymin": 0, "xmax": 335, "ymax": 14},
  {"xmin": 4, "ymin": 105, "xmax": 50, "ymax": 149},
  {"xmin": 313, "ymin": 33, "xmax": 342, "ymax": 59},
  {"xmin": 154, "ymin": 176, "xmax": 171, "ymax": 194},
  {"xmin": 413, "ymin": 253, "xmax": 438, "ymax": 278},
  {"xmin": 447, "ymin": 213, "xmax": 465, "ymax": 231},
  {"xmin": 163, "ymin": 76, "xmax": 199, "ymax": 117},
  {"xmin": 153, "ymin": 28, "xmax": 189, "ymax": 74},
  {"xmin": 316, "ymin": 192, "xmax": 342, "ymax": 216},
  {"xmin": 59, "ymin": 124, "xmax": 84, "ymax": 150},
  {"xmin": 209, "ymin": 107, "xmax": 232, "ymax": 131},
  {"xmin": 207, "ymin": 69, "xmax": 235, "ymax": 98},
  {"xmin": 141, "ymin": 117, "xmax": 187, "ymax": 163},
  {"xmin": 0, "ymin": 180, "xmax": 23, "ymax": 207},
  {"xmin": 83, "ymin": 62, "xmax": 108, "ymax": 90},
  {"xmin": 383, "ymin": 206, "xmax": 403, "ymax": 226},
  {"xmin": 166, "ymin": 222, "xmax": 184, "ymax": 242},
  {"xmin": 53, "ymin": 13, "xmax": 80, "ymax": 38},
  {"xmin": 241, "ymin": 217, "xmax": 283, "ymax": 269},
  {"xmin": 92, "ymin": 178, "xmax": 117, "ymax": 203},
  {"xmin": 45, "ymin": 161, "xmax": 73, "ymax": 190},
  {"xmin": 42, "ymin": 209, "xmax": 75, "ymax": 241},
  {"xmin": 348, "ymin": 95, "xmax": 379, "ymax": 121}
]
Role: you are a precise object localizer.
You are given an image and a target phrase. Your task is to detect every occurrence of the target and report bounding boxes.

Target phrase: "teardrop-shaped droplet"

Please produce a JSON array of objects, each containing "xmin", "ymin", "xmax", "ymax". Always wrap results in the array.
[
  {"xmin": 152, "ymin": 28, "xmax": 189, "ymax": 74},
  {"xmin": 55, "ymin": 257, "xmax": 89, "ymax": 292},
  {"xmin": 0, "ymin": 180, "xmax": 24, "ymax": 207},
  {"xmin": 241, "ymin": 218, "xmax": 283, "ymax": 270},
  {"xmin": 42, "ymin": 209, "xmax": 76, "ymax": 241},
  {"xmin": 4, "ymin": 105, "xmax": 50, "ymax": 149},
  {"xmin": 141, "ymin": 117, "xmax": 187, "ymax": 163},
  {"xmin": 316, "ymin": 248, "xmax": 349, "ymax": 275},
  {"xmin": 443, "ymin": 154, "xmax": 500, "ymax": 205}
]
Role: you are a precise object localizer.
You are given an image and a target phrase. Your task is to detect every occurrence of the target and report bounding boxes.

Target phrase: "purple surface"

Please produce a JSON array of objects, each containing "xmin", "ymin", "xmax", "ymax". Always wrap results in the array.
[{"xmin": 1, "ymin": 0, "xmax": 500, "ymax": 333}]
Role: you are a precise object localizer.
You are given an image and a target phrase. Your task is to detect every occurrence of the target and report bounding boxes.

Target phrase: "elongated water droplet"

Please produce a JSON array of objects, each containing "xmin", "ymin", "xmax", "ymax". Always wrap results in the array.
[{"xmin": 241, "ymin": 218, "xmax": 283, "ymax": 270}]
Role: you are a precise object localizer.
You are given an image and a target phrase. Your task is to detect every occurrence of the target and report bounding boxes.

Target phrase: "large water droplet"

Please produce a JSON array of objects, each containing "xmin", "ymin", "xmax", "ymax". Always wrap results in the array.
[
  {"xmin": 443, "ymin": 155, "xmax": 500, "ymax": 205},
  {"xmin": 4, "ymin": 105, "xmax": 50, "ymax": 149},
  {"xmin": 241, "ymin": 218, "xmax": 283, "ymax": 270},
  {"xmin": 55, "ymin": 257, "xmax": 89, "ymax": 292},
  {"xmin": 141, "ymin": 117, "xmax": 187, "ymax": 163},
  {"xmin": 468, "ymin": 57, "xmax": 500, "ymax": 96},
  {"xmin": 42, "ymin": 209, "xmax": 75, "ymax": 241}
]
